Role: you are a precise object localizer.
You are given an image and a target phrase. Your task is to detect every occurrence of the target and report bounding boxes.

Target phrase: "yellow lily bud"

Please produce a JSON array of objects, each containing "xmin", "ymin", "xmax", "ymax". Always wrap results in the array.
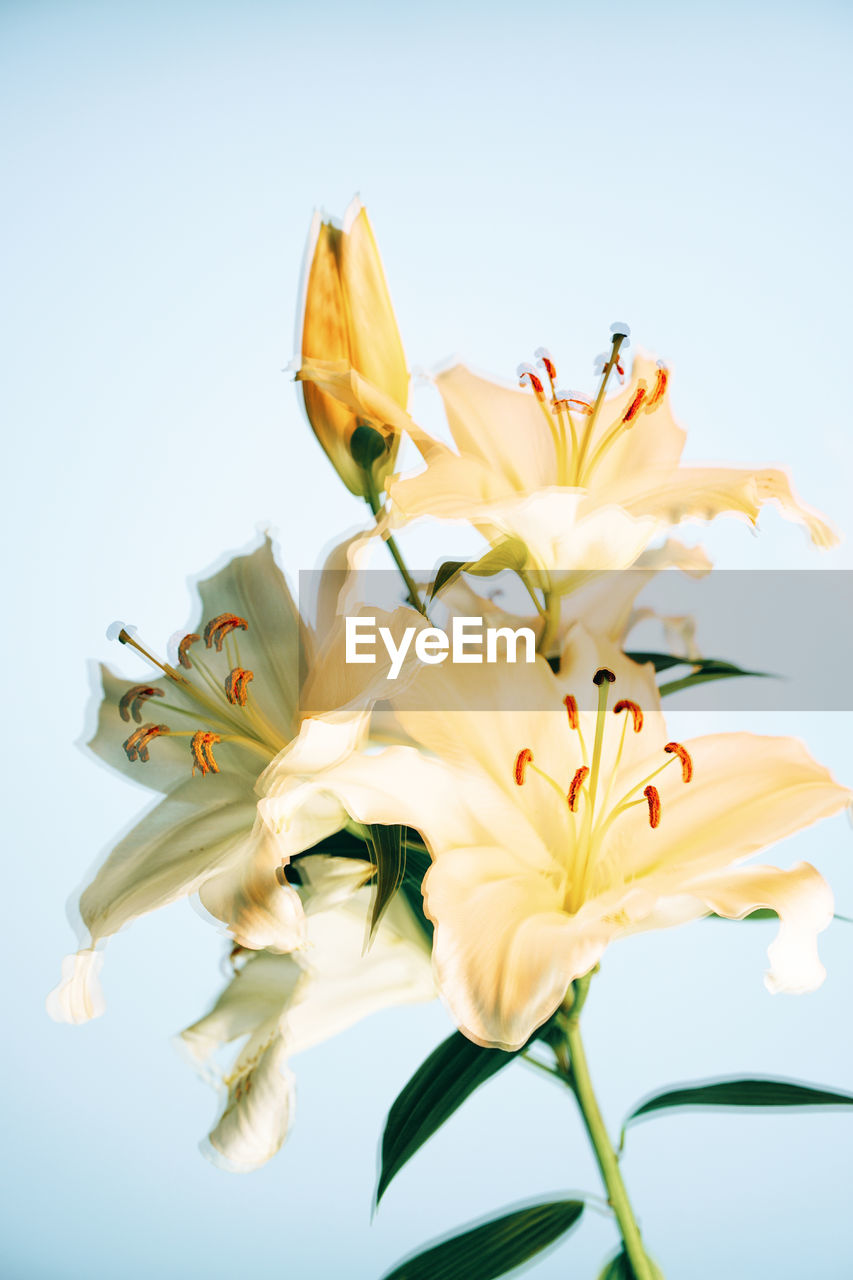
[{"xmin": 297, "ymin": 198, "xmax": 408, "ymax": 497}]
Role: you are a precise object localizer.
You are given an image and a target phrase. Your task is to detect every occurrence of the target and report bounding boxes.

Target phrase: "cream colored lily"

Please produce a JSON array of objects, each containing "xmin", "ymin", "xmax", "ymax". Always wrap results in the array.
[
  {"xmin": 180, "ymin": 856, "xmax": 435, "ymax": 1172},
  {"xmin": 48, "ymin": 537, "xmax": 374, "ymax": 1023},
  {"xmin": 384, "ymin": 348, "xmax": 837, "ymax": 562},
  {"xmin": 296, "ymin": 198, "xmax": 409, "ymax": 497},
  {"xmin": 258, "ymin": 629, "xmax": 849, "ymax": 1051}
]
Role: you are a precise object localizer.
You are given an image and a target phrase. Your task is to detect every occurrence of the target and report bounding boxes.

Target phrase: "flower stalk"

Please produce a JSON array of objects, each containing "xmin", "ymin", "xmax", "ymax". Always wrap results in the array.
[
  {"xmin": 560, "ymin": 978, "xmax": 656, "ymax": 1280},
  {"xmin": 362, "ymin": 462, "xmax": 427, "ymax": 616}
]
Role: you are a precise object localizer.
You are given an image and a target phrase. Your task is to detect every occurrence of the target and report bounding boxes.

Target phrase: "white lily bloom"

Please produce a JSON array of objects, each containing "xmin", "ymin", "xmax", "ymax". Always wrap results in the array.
[
  {"xmin": 258, "ymin": 630, "xmax": 849, "ymax": 1051},
  {"xmin": 382, "ymin": 353, "xmax": 837, "ymax": 565},
  {"xmin": 48, "ymin": 537, "xmax": 380, "ymax": 1023},
  {"xmin": 180, "ymin": 856, "xmax": 435, "ymax": 1172}
]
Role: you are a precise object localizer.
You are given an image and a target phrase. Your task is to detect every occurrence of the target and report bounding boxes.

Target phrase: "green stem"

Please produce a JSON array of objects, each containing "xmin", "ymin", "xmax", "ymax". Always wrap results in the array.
[
  {"xmin": 537, "ymin": 589, "xmax": 560, "ymax": 657},
  {"xmin": 363, "ymin": 472, "xmax": 427, "ymax": 616},
  {"xmin": 563, "ymin": 989, "xmax": 656, "ymax": 1280}
]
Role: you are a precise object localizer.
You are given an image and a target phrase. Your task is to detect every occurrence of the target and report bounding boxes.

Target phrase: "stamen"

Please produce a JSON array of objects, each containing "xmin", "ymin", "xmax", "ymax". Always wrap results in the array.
[
  {"xmin": 191, "ymin": 730, "xmax": 221, "ymax": 776},
  {"xmin": 118, "ymin": 684, "xmax": 164, "ymax": 724},
  {"xmin": 664, "ymin": 741, "xmax": 693, "ymax": 783},
  {"xmin": 593, "ymin": 668, "xmax": 616, "ymax": 685},
  {"xmin": 517, "ymin": 365, "xmax": 546, "ymax": 399},
  {"xmin": 644, "ymin": 784, "xmax": 661, "ymax": 828},
  {"xmin": 613, "ymin": 699, "xmax": 643, "ymax": 732},
  {"xmin": 563, "ymin": 694, "xmax": 579, "ymax": 729},
  {"xmin": 178, "ymin": 633, "xmax": 200, "ymax": 669},
  {"xmin": 568, "ymin": 766, "xmax": 589, "ymax": 811},
  {"xmin": 122, "ymin": 723, "xmax": 169, "ymax": 763},
  {"xmin": 535, "ymin": 347, "xmax": 558, "ymax": 392},
  {"xmin": 225, "ymin": 667, "xmax": 254, "ymax": 707},
  {"xmin": 621, "ymin": 383, "xmax": 647, "ymax": 425},
  {"xmin": 645, "ymin": 362, "xmax": 668, "ymax": 409},
  {"xmin": 555, "ymin": 387, "xmax": 592, "ymax": 414},
  {"xmin": 514, "ymin": 748, "xmax": 534, "ymax": 785},
  {"xmin": 203, "ymin": 613, "xmax": 249, "ymax": 652}
]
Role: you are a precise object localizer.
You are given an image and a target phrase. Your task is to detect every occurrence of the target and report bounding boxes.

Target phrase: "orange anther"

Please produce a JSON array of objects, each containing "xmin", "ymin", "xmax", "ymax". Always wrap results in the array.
[
  {"xmin": 191, "ymin": 730, "xmax": 221, "ymax": 776},
  {"xmin": 664, "ymin": 741, "xmax": 693, "ymax": 783},
  {"xmin": 644, "ymin": 784, "xmax": 661, "ymax": 828},
  {"xmin": 122, "ymin": 723, "xmax": 169, "ymax": 763},
  {"xmin": 563, "ymin": 694, "xmax": 579, "ymax": 729},
  {"xmin": 203, "ymin": 613, "xmax": 249, "ymax": 652},
  {"xmin": 519, "ymin": 370, "xmax": 546, "ymax": 399},
  {"xmin": 178, "ymin": 633, "xmax": 200, "ymax": 668},
  {"xmin": 514, "ymin": 748, "xmax": 534, "ymax": 785},
  {"xmin": 118, "ymin": 684, "xmax": 164, "ymax": 724},
  {"xmin": 613, "ymin": 699, "xmax": 643, "ymax": 732},
  {"xmin": 225, "ymin": 667, "xmax": 254, "ymax": 707},
  {"xmin": 621, "ymin": 383, "xmax": 648, "ymax": 425},
  {"xmin": 645, "ymin": 364, "xmax": 669, "ymax": 409},
  {"xmin": 568, "ymin": 766, "xmax": 589, "ymax": 812}
]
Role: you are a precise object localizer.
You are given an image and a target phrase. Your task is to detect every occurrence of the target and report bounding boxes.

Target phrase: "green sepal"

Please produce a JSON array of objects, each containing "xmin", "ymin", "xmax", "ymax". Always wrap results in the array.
[
  {"xmin": 350, "ymin": 421, "xmax": 388, "ymax": 471},
  {"xmin": 381, "ymin": 1199, "xmax": 584, "ymax": 1280},
  {"xmin": 428, "ymin": 537, "xmax": 528, "ymax": 600},
  {"xmin": 365, "ymin": 823, "xmax": 406, "ymax": 943}
]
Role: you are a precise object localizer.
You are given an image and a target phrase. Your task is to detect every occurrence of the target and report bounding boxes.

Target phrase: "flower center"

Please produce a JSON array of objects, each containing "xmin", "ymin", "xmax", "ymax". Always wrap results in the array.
[
  {"xmin": 516, "ymin": 325, "xmax": 668, "ymax": 489},
  {"xmin": 113, "ymin": 615, "xmax": 285, "ymax": 776},
  {"xmin": 512, "ymin": 665, "xmax": 693, "ymax": 911}
]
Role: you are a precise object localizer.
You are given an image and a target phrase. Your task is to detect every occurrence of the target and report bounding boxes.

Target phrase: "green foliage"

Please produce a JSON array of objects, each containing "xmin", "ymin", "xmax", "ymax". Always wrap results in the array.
[
  {"xmin": 382, "ymin": 1199, "xmax": 584, "ymax": 1280},
  {"xmin": 625, "ymin": 650, "xmax": 773, "ymax": 697},
  {"xmin": 622, "ymin": 1077, "xmax": 853, "ymax": 1144},
  {"xmin": 377, "ymin": 1031, "xmax": 525, "ymax": 1203},
  {"xmin": 429, "ymin": 537, "xmax": 528, "ymax": 599},
  {"xmin": 365, "ymin": 823, "xmax": 406, "ymax": 941}
]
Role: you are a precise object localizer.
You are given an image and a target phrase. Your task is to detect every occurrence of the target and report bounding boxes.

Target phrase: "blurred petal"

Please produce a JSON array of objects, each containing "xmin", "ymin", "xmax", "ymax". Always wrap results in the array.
[
  {"xmin": 206, "ymin": 1037, "xmax": 295, "ymax": 1174},
  {"xmin": 46, "ymin": 949, "xmax": 105, "ymax": 1024}
]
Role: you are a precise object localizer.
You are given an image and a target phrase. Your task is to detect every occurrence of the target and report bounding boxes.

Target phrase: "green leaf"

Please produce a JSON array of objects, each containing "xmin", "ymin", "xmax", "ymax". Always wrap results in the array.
[
  {"xmin": 597, "ymin": 1249, "xmax": 664, "ymax": 1279},
  {"xmin": 625, "ymin": 651, "xmax": 774, "ymax": 697},
  {"xmin": 399, "ymin": 840, "xmax": 433, "ymax": 943},
  {"xmin": 429, "ymin": 538, "xmax": 529, "ymax": 600},
  {"xmin": 466, "ymin": 536, "xmax": 528, "ymax": 577},
  {"xmin": 708, "ymin": 907, "xmax": 779, "ymax": 921},
  {"xmin": 377, "ymin": 1031, "xmax": 525, "ymax": 1203},
  {"xmin": 365, "ymin": 823, "xmax": 406, "ymax": 942},
  {"xmin": 623, "ymin": 1077, "xmax": 853, "ymax": 1139},
  {"xmin": 624, "ymin": 650, "xmax": 691, "ymax": 673},
  {"xmin": 430, "ymin": 560, "xmax": 468, "ymax": 598},
  {"xmin": 382, "ymin": 1199, "xmax": 584, "ymax": 1280}
]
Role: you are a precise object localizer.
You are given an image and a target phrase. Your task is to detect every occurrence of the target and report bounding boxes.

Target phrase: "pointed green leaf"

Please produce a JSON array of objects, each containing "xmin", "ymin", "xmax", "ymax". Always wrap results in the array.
[
  {"xmin": 625, "ymin": 650, "xmax": 692, "ymax": 673},
  {"xmin": 466, "ymin": 536, "xmax": 528, "ymax": 577},
  {"xmin": 365, "ymin": 823, "xmax": 406, "ymax": 942},
  {"xmin": 377, "ymin": 1032, "xmax": 524, "ymax": 1203},
  {"xmin": 623, "ymin": 1077, "xmax": 853, "ymax": 1139},
  {"xmin": 399, "ymin": 840, "xmax": 433, "ymax": 942},
  {"xmin": 382, "ymin": 1199, "xmax": 584, "ymax": 1280},
  {"xmin": 430, "ymin": 560, "xmax": 468, "ymax": 599},
  {"xmin": 625, "ymin": 651, "xmax": 774, "ymax": 696}
]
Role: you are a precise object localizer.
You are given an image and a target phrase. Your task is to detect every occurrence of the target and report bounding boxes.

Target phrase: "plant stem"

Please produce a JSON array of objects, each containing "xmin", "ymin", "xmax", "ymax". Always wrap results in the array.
[
  {"xmin": 563, "ymin": 993, "xmax": 656, "ymax": 1280},
  {"xmin": 363, "ymin": 473, "xmax": 427, "ymax": 616},
  {"xmin": 537, "ymin": 589, "xmax": 560, "ymax": 657}
]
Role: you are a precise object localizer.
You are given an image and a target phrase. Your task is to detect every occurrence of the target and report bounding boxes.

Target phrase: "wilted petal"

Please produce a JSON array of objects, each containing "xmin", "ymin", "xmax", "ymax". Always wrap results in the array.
[
  {"xmin": 206, "ymin": 1036, "xmax": 295, "ymax": 1174},
  {"xmin": 46, "ymin": 949, "xmax": 105, "ymax": 1024},
  {"xmin": 685, "ymin": 861, "xmax": 834, "ymax": 993}
]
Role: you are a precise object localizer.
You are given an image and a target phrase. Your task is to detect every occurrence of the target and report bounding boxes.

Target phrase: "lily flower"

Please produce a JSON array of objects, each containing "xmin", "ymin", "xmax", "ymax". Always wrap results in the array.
[
  {"xmin": 48, "ymin": 537, "xmax": 374, "ymax": 1023},
  {"xmin": 257, "ymin": 630, "xmax": 850, "ymax": 1051},
  {"xmin": 383, "ymin": 336, "xmax": 837, "ymax": 566},
  {"xmin": 180, "ymin": 856, "xmax": 435, "ymax": 1172},
  {"xmin": 296, "ymin": 198, "xmax": 409, "ymax": 497}
]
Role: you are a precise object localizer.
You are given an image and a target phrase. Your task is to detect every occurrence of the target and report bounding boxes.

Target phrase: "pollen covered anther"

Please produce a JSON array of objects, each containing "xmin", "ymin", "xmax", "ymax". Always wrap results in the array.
[
  {"xmin": 644, "ymin": 784, "xmax": 661, "ymax": 828},
  {"xmin": 593, "ymin": 668, "xmax": 616, "ymax": 686},
  {"xmin": 613, "ymin": 699, "xmax": 643, "ymax": 732},
  {"xmin": 621, "ymin": 383, "xmax": 648, "ymax": 425},
  {"xmin": 119, "ymin": 684, "xmax": 164, "ymax": 724},
  {"xmin": 204, "ymin": 613, "xmax": 249, "ymax": 652},
  {"xmin": 645, "ymin": 363, "xmax": 669, "ymax": 409},
  {"xmin": 518, "ymin": 366, "xmax": 546, "ymax": 399},
  {"xmin": 563, "ymin": 694, "xmax": 579, "ymax": 729},
  {"xmin": 665, "ymin": 741, "xmax": 693, "ymax": 783},
  {"xmin": 225, "ymin": 667, "xmax": 254, "ymax": 706},
  {"xmin": 514, "ymin": 748, "xmax": 534, "ymax": 785},
  {"xmin": 568, "ymin": 766, "xmax": 589, "ymax": 812},
  {"xmin": 178, "ymin": 633, "xmax": 200, "ymax": 668},
  {"xmin": 123, "ymin": 723, "xmax": 169, "ymax": 763},
  {"xmin": 191, "ymin": 730, "xmax": 221, "ymax": 776}
]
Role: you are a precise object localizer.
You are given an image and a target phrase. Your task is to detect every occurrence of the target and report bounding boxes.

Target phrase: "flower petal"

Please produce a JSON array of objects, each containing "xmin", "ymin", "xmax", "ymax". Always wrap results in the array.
[
  {"xmin": 424, "ymin": 846, "xmax": 612, "ymax": 1050},
  {"xmin": 46, "ymin": 949, "xmax": 106, "ymax": 1024},
  {"xmin": 205, "ymin": 1036, "xmax": 295, "ymax": 1174}
]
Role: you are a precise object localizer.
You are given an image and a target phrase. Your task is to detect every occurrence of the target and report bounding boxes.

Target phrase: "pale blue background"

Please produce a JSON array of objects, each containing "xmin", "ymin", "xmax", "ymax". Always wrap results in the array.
[{"xmin": 4, "ymin": 1, "xmax": 853, "ymax": 1277}]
